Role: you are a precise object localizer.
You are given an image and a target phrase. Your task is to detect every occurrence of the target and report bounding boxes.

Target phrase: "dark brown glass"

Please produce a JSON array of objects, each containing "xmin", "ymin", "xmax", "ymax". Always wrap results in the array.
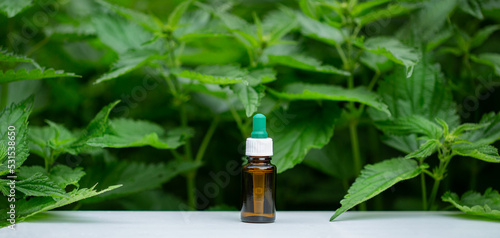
[{"xmin": 241, "ymin": 156, "xmax": 276, "ymax": 223}]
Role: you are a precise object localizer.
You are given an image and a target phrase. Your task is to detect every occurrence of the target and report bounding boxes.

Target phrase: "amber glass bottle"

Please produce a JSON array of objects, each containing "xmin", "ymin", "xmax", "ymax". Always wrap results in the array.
[{"xmin": 241, "ymin": 156, "xmax": 276, "ymax": 223}]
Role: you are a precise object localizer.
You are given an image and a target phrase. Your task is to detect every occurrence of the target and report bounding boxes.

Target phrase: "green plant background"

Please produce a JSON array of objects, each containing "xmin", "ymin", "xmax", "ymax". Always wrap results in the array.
[{"xmin": 1, "ymin": 0, "xmax": 500, "ymax": 226}]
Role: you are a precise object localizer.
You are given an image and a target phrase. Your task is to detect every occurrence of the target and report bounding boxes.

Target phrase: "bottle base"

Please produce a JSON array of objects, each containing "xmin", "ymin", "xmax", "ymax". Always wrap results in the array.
[{"xmin": 241, "ymin": 215, "xmax": 275, "ymax": 223}]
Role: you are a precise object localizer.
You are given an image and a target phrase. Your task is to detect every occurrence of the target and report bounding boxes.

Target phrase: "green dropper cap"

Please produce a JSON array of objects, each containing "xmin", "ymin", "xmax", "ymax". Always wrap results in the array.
[{"xmin": 251, "ymin": 113, "xmax": 268, "ymax": 138}]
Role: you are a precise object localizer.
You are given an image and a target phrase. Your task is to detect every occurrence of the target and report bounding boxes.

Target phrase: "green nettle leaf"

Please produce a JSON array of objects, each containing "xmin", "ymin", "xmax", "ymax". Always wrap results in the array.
[
  {"xmin": 81, "ymin": 160, "xmax": 200, "ymax": 203},
  {"xmin": 262, "ymin": 8, "xmax": 297, "ymax": 43},
  {"xmin": 405, "ymin": 139, "xmax": 440, "ymax": 159},
  {"xmin": 351, "ymin": 0, "xmax": 391, "ymax": 16},
  {"xmin": 247, "ymin": 68, "xmax": 276, "ymax": 86},
  {"xmin": 71, "ymin": 100, "xmax": 121, "ymax": 151},
  {"xmin": 87, "ymin": 118, "xmax": 193, "ymax": 149},
  {"xmin": 49, "ymin": 165, "xmax": 86, "ymax": 189},
  {"xmin": 304, "ymin": 139, "xmax": 355, "ymax": 179},
  {"xmin": 16, "ymin": 173, "xmax": 68, "ymax": 198},
  {"xmin": 369, "ymin": 60, "xmax": 459, "ymax": 153},
  {"xmin": 358, "ymin": 4, "xmax": 415, "ymax": 26},
  {"xmin": 471, "ymin": 53, "xmax": 500, "ymax": 76},
  {"xmin": 268, "ymin": 82, "xmax": 390, "ymax": 116},
  {"xmin": 330, "ymin": 158, "xmax": 422, "ymax": 221},
  {"xmin": 470, "ymin": 25, "xmax": 500, "ymax": 49},
  {"xmin": 167, "ymin": 0, "xmax": 192, "ymax": 29},
  {"xmin": 0, "ymin": 184, "xmax": 121, "ymax": 228},
  {"xmin": 233, "ymin": 83, "xmax": 262, "ymax": 117},
  {"xmin": 95, "ymin": 49, "xmax": 162, "ymax": 84},
  {"xmin": 0, "ymin": 48, "xmax": 37, "ymax": 65},
  {"xmin": 92, "ymin": 14, "xmax": 154, "ymax": 54},
  {"xmin": 17, "ymin": 165, "xmax": 85, "ymax": 189},
  {"xmin": 461, "ymin": 112, "xmax": 500, "ymax": 145},
  {"xmin": 450, "ymin": 123, "xmax": 489, "ymax": 138},
  {"xmin": 458, "ymin": 0, "xmax": 483, "ymax": 19},
  {"xmin": 361, "ymin": 37, "xmax": 421, "ymax": 77},
  {"xmin": 375, "ymin": 115, "xmax": 443, "ymax": 139},
  {"xmin": 0, "ymin": 97, "xmax": 33, "ymax": 176},
  {"xmin": 267, "ymin": 54, "xmax": 350, "ymax": 75},
  {"xmin": 297, "ymin": 13, "xmax": 344, "ymax": 46},
  {"xmin": 0, "ymin": 0, "xmax": 32, "ymax": 18},
  {"xmin": 399, "ymin": 0, "xmax": 457, "ymax": 43},
  {"xmin": 453, "ymin": 143, "xmax": 500, "ymax": 163},
  {"xmin": 96, "ymin": 0, "xmax": 162, "ymax": 33},
  {"xmin": 442, "ymin": 188, "xmax": 500, "ymax": 220},
  {"xmin": 360, "ymin": 51, "xmax": 393, "ymax": 73},
  {"xmin": 173, "ymin": 65, "xmax": 246, "ymax": 85},
  {"xmin": 272, "ymin": 102, "xmax": 341, "ymax": 173},
  {"xmin": 0, "ymin": 68, "xmax": 80, "ymax": 84}
]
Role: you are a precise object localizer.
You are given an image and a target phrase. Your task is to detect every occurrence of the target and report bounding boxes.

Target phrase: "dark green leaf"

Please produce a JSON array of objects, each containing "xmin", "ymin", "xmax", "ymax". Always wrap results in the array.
[
  {"xmin": 0, "ymin": 48, "xmax": 37, "ymax": 66},
  {"xmin": 81, "ymin": 160, "xmax": 200, "ymax": 203},
  {"xmin": 375, "ymin": 116, "xmax": 443, "ymax": 139},
  {"xmin": 272, "ymin": 102, "xmax": 341, "ymax": 173},
  {"xmin": 470, "ymin": 25, "xmax": 500, "ymax": 49},
  {"xmin": 330, "ymin": 158, "xmax": 421, "ymax": 221},
  {"xmin": 442, "ymin": 188, "xmax": 500, "ymax": 220},
  {"xmin": 471, "ymin": 53, "xmax": 500, "ymax": 76},
  {"xmin": 459, "ymin": 0, "xmax": 484, "ymax": 19}
]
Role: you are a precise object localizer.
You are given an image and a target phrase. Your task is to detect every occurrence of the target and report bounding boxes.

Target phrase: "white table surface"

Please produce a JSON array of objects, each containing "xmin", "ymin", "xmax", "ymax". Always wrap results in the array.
[{"xmin": 1, "ymin": 211, "xmax": 499, "ymax": 238}]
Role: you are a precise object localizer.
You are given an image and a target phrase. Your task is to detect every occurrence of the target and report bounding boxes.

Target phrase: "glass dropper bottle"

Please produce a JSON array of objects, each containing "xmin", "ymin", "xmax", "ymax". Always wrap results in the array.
[{"xmin": 241, "ymin": 114, "xmax": 276, "ymax": 223}]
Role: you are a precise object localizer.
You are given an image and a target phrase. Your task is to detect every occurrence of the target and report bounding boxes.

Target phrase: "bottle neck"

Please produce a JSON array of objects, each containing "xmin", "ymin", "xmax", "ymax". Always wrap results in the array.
[{"xmin": 247, "ymin": 156, "xmax": 272, "ymax": 163}]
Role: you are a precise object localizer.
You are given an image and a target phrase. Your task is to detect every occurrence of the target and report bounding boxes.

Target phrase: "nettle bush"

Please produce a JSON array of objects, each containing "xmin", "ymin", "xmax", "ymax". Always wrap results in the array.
[{"xmin": 1, "ymin": 0, "xmax": 500, "ymax": 226}]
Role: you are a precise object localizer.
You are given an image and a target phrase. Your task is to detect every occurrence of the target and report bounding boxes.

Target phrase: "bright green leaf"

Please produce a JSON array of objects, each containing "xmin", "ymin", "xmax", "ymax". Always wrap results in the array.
[
  {"xmin": 352, "ymin": 0, "xmax": 391, "ymax": 16},
  {"xmin": 0, "ymin": 97, "xmax": 33, "ymax": 176},
  {"xmin": 405, "ymin": 139, "xmax": 440, "ymax": 159},
  {"xmin": 268, "ymin": 82, "xmax": 390, "ymax": 116},
  {"xmin": 0, "ymin": 184, "xmax": 121, "ymax": 228},
  {"xmin": 95, "ymin": 49, "xmax": 162, "ymax": 84},
  {"xmin": 267, "ymin": 54, "xmax": 350, "ymax": 75},
  {"xmin": 273, "ymin": 102, "xmax": 341, "ymax": 173},
  {"xmin": 0, "ymin": 48, "xmax": 37, "ymax": 66},
  {"xmin": 297, "ymin": 13, "xmax": 344, "ymax": 46},
  {"xmin": 0, "ymin": 68, "xmax": 80, "ymax": 84},
  {"xmin": 97, "ymin": 0, "xmax": 162, "ymax": 32},
  {"xmin": 361, "ymin": 37, "xmax": 421, "ymax": 77},
  {"xmin": 462, "ymin": 112, "xmax": 500, "ymax": 144},
  {"xmin": 16, "ymin": 173, "xmax": 68, "ymax": 198},
  {"xmin": 167, "ymin": 0, "xmax": 192, "ymax": 29},
  {"xmin": 173, "ymin": 65, "xmax": 246, "ymax": 85},
  {"xmin": 87, "ymin": 118, "xmax": 193, "ymax": 149},
  {"xmin": 358, "ymin": 4, "xmax": 416, "ymax": 26},
  {"xmin": 375, "ymin": 115, "xmax": 443, "ymax": 139},
  {"xmin": 453, "ymin": 143, "xmax": 500, "ymax": 163},
  {"xmin": 330, "ymin": 158, "xmax": 421, "ymax": 221},
  {"xmin": 0, "ymin": 0, "xmax": 32, "ymax": 18},
  {"xmin": 233, "ymin": 83, "xmax": 262, "ymax": 117},
  {"xmin": 442, "ymin": 188, "xmax": 500, "ymax": 220}
]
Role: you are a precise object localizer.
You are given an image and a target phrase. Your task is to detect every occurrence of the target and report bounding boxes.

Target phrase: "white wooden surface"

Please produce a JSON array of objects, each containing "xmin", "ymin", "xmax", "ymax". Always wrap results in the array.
[{"xmin": 1, "ymin": 211, "xmax": 499, "ymax": 238}]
